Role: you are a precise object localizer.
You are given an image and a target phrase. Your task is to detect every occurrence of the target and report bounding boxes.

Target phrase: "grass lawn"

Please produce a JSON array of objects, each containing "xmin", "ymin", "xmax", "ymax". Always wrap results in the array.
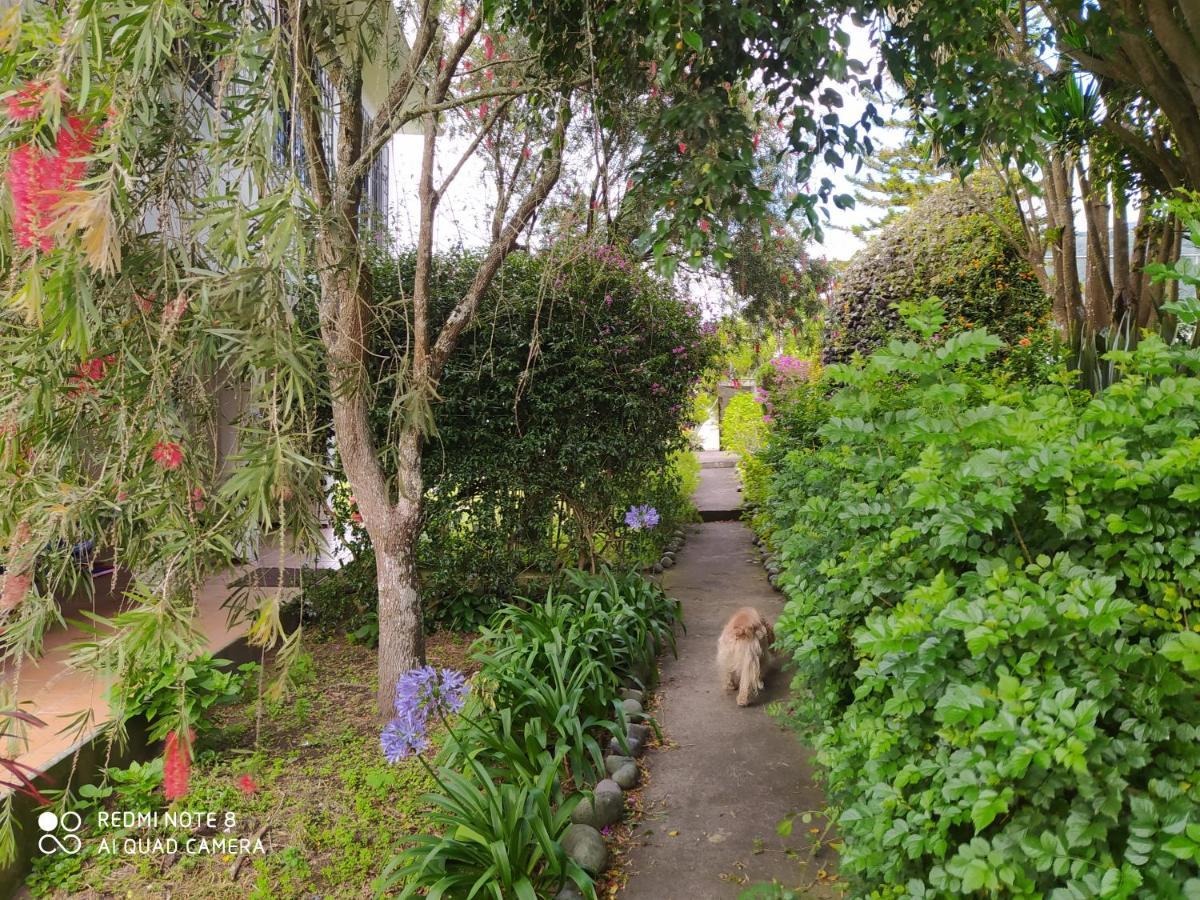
[{"xmin": 27, "ymin": 632, "xmax": 476, "ymax": 898}]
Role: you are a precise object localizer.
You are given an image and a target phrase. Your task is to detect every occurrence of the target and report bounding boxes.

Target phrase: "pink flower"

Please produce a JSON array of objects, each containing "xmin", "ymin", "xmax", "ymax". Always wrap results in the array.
[
  {"xmin": 237, "ymin": 774, "xmax": 258, "ymax": 795},
  {"xmin": 677, "ymin": 141, "xmax": 687, "ymax": 154},
  {"xmin": 350, "ymin": 511, "xmax": 363, "ymax": 524},
  {"xmin": 698, "ymin": 219, "xmax": 710, "ymax": 234},
  {"xmin": 763, "ymin": 414, "xmax": 774, "ymax": 423},
  {"xmin": 190, "ymin": 486, "xmax": 206, "ymax": 512},
  {"xmin": 152, "ymin": 441, "xmax": 184, "ymax": 470}
]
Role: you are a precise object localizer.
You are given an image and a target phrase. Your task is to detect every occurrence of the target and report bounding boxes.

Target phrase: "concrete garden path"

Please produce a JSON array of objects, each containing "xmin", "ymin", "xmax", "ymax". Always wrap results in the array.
[{"xmin": 621, "ymin": 455, "xmax": 839, "ymax": 897}]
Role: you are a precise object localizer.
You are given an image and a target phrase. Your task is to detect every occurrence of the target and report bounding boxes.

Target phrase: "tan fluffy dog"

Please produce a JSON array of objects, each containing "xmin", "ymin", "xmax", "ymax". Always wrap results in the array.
[{"xmin": 717, "ymin": 607, "xmax": 775, "ymax": 707}]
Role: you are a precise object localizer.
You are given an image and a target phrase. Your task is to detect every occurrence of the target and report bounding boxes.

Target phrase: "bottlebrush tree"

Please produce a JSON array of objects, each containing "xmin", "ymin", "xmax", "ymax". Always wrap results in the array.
[{"xmin": 0, "ymin": 0, "xmax": 880, "ymax": 794}]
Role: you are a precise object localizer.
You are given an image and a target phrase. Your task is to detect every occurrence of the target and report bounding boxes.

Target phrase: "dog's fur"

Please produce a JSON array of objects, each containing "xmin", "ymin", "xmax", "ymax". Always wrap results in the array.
[{"xmin": 717, "ymin": 607, "xmax": 775, "ymax": 706}]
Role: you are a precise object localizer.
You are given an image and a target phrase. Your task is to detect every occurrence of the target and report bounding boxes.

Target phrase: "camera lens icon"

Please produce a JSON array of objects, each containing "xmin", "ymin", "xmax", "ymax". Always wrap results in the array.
[{"xmin": 37, "ymin": 810, "xmax": 82, "ymax": 855}]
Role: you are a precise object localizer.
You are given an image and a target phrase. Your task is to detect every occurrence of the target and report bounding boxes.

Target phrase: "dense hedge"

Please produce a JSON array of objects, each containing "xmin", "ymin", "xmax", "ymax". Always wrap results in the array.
[
  {"xmin": 311, "ymin": 244, "xmax": 711, "ymax": 629},
  {"xmin": 823, "ymin": 178, "xmax": 1048, "ymax": 365},
  {"xmin": 764, "ymin": 299, "xmax": 1200, "ymax": 897}
]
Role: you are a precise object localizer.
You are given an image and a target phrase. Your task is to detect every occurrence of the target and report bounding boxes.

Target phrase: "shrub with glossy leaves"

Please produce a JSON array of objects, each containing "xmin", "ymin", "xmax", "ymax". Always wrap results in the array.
[
  {"xmin": 822, "ymin": 178, "xmax": 1048, "ymax": 366},
  {"xmin": 767, "ymin": 298, "xmax": 1200, "ymax": 896}
]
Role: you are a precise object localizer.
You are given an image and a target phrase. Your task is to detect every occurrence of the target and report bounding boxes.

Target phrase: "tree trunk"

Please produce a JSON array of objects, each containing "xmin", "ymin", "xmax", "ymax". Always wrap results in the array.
[
  {"xmin": 375, "ymin": 513, "xmax": 425, "ymax": 717},
  {"xmin": 1111, "ymin": 182, "xmax": 1131, "ymax": 322},
  {"xmin": 1076, "ymin": 159, "xmax": 1114, "ymax": 333}
]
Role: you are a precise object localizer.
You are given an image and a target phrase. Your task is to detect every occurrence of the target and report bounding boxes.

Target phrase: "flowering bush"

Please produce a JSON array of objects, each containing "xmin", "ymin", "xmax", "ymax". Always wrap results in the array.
[{"xmin": 765, "ymin": 299, "xmax": 1200, "ymax": 896}]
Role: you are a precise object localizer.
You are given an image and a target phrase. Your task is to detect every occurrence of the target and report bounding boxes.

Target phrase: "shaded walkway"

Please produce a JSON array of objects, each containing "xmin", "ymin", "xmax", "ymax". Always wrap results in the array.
[{"xmin": 621, "ymin": 463, "xmax": 838, "ymax": 897}]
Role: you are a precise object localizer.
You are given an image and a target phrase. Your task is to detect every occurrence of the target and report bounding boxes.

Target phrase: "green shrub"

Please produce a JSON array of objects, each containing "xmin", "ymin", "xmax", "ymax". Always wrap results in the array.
[
  {"xmin": 823, "ymin": 177, "xmax": 1049, "ymax": 366},
  {"xmin": 108, "ymin": 653, "xmax": 257, "ymax": 743},
  {"xmin": 767, "ymin": 298, "xmax": 1200, "ymax": 896},
  {"xmin": 721, "ymin": 390, "xmax": 766, "ymax": 456}
]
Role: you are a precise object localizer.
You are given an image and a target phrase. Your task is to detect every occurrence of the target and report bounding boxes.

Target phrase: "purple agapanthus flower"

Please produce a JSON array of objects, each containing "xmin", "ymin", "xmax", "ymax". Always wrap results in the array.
[
  {"xmin": 381, "ymin": 666, "xmax": 468, "ymax": 762},
  {"xmin": 625, "ymin": 504, "xmax": 660, "ymax": 531}
]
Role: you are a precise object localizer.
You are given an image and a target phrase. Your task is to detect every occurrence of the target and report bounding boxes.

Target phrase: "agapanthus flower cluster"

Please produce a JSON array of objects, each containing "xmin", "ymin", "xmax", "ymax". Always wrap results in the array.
[
  {"xmin": 381, "ymin": 667, "xmax": 469, "ymax": 763},
  {"xmin": 624, "ymin": 504, "xmax": 660, "ymax": 531}
]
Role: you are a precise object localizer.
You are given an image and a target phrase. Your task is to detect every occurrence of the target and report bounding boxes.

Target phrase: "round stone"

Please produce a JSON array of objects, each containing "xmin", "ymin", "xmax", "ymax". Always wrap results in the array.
[
  {"xmin": 627, "ymin": 723, "xmax": 651, "ymax": 744},
  {"xmin": 561, "ymin": 823, "xmax": 608, "ymax": 874},
  {"xmin": 612, "ymin": 762, "xmax": 639, "ymax": 790},
  {"xmin": 605, "ymin": 755, "xmax": 635, "ymax": 776},
  {"xmin": 619, "ymin": 688, "xmax": 644, "ymax": 703},
  {"xmin": 621, "ymin": 698, "xmax": 644, "ymax": 717},
  {"xmin": 651, "ymin": 563, "xmax": 663, "ymax": 574},
  {"xmin": 660, "ymin": 556, "xmax": 674, "ymax": 569},
  {"xmin": 569, "ymin": 780, "xmax": 624, "ymax": 830}
]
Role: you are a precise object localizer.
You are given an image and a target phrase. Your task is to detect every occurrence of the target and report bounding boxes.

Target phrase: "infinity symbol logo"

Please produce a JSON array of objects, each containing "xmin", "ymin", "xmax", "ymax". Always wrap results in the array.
[{"xmin": 37, "ymin": 810, "xmax": 82, "ymax": 855}]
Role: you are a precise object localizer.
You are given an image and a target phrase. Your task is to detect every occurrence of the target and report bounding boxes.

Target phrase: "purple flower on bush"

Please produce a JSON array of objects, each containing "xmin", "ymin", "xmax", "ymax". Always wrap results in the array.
[
  {"xmin": 604, "ymin": 293, "xmax": 613, "ymax": 306},
  {"xmin": 625, "ymin": 504, "xmax": 660, "ymax": 531},
  {"xmin": 763, "ymin": 414, "xmax": 774, "ymax": 424},
  {"xmin": 381, "ymin": 666, "xmax": 468, "ymax": 762},
  {"xmin": 671, "ymin": 345, "xmax": 686, "ymax": 356}
]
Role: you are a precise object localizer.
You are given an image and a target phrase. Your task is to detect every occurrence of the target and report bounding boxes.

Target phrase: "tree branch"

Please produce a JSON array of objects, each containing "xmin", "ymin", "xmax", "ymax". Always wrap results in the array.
[{"xmin": 427, "ymin": 98, "xmax": 572, "ymax": 380}]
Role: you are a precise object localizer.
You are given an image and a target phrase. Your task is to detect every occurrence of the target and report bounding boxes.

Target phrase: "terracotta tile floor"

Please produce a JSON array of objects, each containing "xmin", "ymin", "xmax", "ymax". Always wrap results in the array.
[{"xmin": 4, "ymin": 533, "xmax": 342, "ymax": 778}]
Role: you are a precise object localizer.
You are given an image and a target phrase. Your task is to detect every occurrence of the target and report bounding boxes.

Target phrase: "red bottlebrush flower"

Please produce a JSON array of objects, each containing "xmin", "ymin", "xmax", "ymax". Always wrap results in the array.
[
  {"xmin": 6, "ymin": 113, "xmax": 95, "ymax": 251},
  {"xmin": 163, "ymin": 730, "xmax": 192, "ymax": 800},
  {"xmin": 151, "ymin": 441, "xmax": 183, "ymax": 470},
  {"xmin": 479, "ymin": 101, "xmax": 489, "ymax": 120},
  {"xmin": 1, "ymin": 572, "xmax": 32, "ymax": 611},
  {"xmin": 677, "ymin": 141, "xmax": 687, "ymax": 154},
  {"xmin": 483, "ymin": 33, "xmax": 495, "ymax": 60},
  {"xmin": 134, "ymin": 293, "xmax": 156, "ymax": 313},
  {"xmin": 162, "ymin": 292, "xmax": 190, "ymax": 325},
  {"xmin": 698, "ymin": 219, "xmax": 710, "ymax": 234},
  {"xmin": 4, "ymin": 83, "xmax": 46, "ymax": 121},
  {"xmin": 521, "ymin": 146, "xmax": 531, "ymax": 160},
  {"xmin": 190, "ymin": 486, "xmax": 205, "ymax": 512},
  {"xmin": 237, "ymin": 774, "xmax": 258, "ymax": 795},
  {"xmin": 77, "ymin": 357, "xmax": 108, "ymax": 381}
]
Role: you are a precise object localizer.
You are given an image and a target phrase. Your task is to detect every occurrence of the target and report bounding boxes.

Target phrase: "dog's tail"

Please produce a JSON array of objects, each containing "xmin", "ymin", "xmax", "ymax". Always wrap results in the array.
[{"xmin": 738, "ymin": 638, "xmax": 763, "ymax": 698}]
